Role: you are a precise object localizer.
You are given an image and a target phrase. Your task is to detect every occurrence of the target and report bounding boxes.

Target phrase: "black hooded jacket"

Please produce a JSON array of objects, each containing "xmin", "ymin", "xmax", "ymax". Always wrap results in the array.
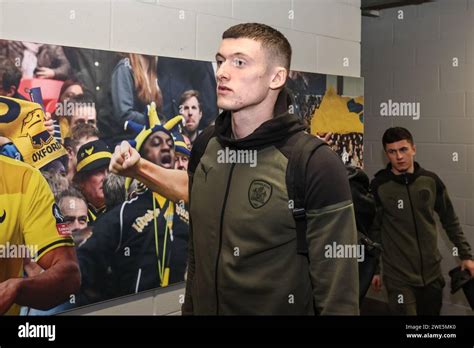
[
  {"xmin": 182, "ymin": 89, "xmax": 359, "ymax": 315},
  {"xmin": 370, "ymin": 162, "xmax": 472, "ymax": 286}
]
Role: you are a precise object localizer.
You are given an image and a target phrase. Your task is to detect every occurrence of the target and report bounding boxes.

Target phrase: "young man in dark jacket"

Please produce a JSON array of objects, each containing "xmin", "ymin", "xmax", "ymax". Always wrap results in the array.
[
  {"xmin": 110, "ymin": 23, "xmax": 359, "ymax": 315},
  {"xmin": 370, "ymin": 127, "xmax": 474, "ymax": 315}
]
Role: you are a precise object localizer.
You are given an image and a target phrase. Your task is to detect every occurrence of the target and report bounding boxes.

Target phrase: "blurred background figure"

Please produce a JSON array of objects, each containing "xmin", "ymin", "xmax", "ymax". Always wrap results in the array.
[
  {"xmin": 179, "ymin": 90, "xmax": 203, "ymax": 145},
  {"xmin": 0, "ymin": 57, "xmax": 25, "ymax": 99},
  {"xmin": 157, "ymin": 57, "xmax": 217, "ymax": 129},
  {"xmin": 108, "ymin": 53, "xmax": 163, "ymax": 144},
  {"xmin": 52, "ymin": 79, "xmax": 86, "ymax": 141},
  {"xmin": 41, "ymin": 170, "xmax": 69, "ymax": 199},
  {"xmin": 103, "ymin": 173, "xmax": 126, "ymax": 211},
  {"xmin": 65, "ymin": 94, "xmax": 97, "ymax": 136},
  {"xmin": 73, "ymin": 139, "xmax": 112, "ymax": 224},
  {"xmin": 64, "ymin": 123, "xmax": 100, "ymax": 182},
  {"xmin": 6, "ymin": 41, "xmax": 71, "ymax": 80},
  {"xmin": 58, "ymin": 79, "xmax": 85, "ymax": 102},
  {"xmin": 173, "ymin": 132, "xmax": 190, "ymax": 171},
  {"xmin": 62, "ymin": 47, "xmax": 121, "ymax": 143},
  {"xmin": 57, "ymin": 188, "xmax": 90, "ymax": 247}
]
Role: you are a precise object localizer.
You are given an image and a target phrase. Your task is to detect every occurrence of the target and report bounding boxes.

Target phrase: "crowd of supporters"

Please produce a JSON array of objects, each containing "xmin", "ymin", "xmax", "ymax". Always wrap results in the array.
[{"xmin": 0, "ymin": 40, "xmax": 215, "ymax": 314}]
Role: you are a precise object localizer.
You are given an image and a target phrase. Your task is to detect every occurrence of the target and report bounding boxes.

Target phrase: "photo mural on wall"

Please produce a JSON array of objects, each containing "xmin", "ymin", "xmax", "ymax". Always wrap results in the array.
[
  {"xmin": 287, "ymin": 71, "xmax": 364, "ymax": 168},
  {"xmin": 0, "ymin": 39, "xmax": 363, "ymax": 315}
]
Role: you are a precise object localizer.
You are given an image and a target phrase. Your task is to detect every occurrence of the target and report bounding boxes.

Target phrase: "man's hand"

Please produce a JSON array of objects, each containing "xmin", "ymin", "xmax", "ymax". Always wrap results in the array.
[
  {"xmin": 35, "ymin": 67, "xmax": 55, "ymax": 79},
  {"xmin": 461, "ymin": 259, "xmax": 474, "ymax": 277},
  {"xmin": 0, "ymin": 278, "xmax": 22, "ymax": 315},
  {"xmin": 110, "ymin": 141, "xmax": 141, "ymax": 178},
  {"xmin": 44, "ymin": 112, "xmax": 54, "ymax": 136},
  {"xmin": 11, "ymin": 247, "xmax": 80, "ymax": 311},
  {"xmin": 111, "ymin": 141, "xmax": 189, "ymax": 202},
  {"xmin": 371, "ymin": 275, "xmax": 382, "ymax": 292},
  {"xmin": 316, "ymin": 132, "xmax": 333, "ymax": 146}
]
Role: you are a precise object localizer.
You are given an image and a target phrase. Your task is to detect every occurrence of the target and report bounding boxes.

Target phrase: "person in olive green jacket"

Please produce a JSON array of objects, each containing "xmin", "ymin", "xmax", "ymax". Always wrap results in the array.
[
  {"xmin": 110, "ymin": 23, "xmax": 360, "ymax": 315},
  {"xmin": 370, "ymin": 127, "xmax": 474, "ymax": 315}
]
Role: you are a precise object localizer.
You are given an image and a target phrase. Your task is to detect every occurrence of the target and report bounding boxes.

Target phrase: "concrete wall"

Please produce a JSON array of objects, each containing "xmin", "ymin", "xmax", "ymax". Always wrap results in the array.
[
  {"xmin": 0, "ymin": 0, "xmax": 361, "ymax": 77},
  {"xmin": 362, "ymin": 0, "xmax": 474, "ymax": 314}
]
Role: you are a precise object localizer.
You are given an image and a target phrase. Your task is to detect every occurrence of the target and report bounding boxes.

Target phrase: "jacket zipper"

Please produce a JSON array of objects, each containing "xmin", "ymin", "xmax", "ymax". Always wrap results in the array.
[
  {"xmin": 404, "ymin": 175, "xmax": 426, "ymax": 286},
  {"xmin": 215, "ymin": 163, "xmax": 236, "ymax": 315}
]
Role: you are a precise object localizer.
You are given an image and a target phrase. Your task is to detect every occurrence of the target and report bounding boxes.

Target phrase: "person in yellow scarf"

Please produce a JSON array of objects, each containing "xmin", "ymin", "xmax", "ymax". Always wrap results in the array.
[{"xmin": 0, "ymin": 96, "xmax": 66, "ymax": 169}]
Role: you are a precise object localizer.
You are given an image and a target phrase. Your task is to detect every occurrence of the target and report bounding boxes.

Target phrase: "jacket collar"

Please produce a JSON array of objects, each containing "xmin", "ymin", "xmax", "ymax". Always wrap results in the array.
[
  {"xmin": 385, "ymin": 161, "xmax": 421, "ymax": 185},
  {"xmin": 214, "ymin": 88, "xmax": 306, "ymax": 150}
]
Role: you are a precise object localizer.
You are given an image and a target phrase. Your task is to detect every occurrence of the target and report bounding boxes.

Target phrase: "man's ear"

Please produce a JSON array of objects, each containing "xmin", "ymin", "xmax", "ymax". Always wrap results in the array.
[
  {"xmin": 66, "ymin": 146, "xmax": 74, "ymax": 159},
  {"xmin": 269, "ymin": 67, "xmax": 288, "ymax": 90},
  {"xmin": 6, "ymin": 85, "xmax": 16, "ymax": 97}
]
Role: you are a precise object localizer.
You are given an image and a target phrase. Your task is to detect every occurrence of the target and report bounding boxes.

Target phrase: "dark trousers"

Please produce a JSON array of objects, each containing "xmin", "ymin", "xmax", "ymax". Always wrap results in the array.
[{"xmin": 384, "ymin": 276, "xmax": 445, "ymax": 315}]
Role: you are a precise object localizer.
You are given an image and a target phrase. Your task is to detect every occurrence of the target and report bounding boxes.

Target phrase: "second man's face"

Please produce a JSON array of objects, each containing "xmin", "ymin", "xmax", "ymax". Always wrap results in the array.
[
  {"xmin": 142, "ymin": 131, "xmax": 175, "ymax": 169},
  {"xmin": 174, "ymin": 153, "xmax": 189, "ymax": 171},
  {"xmin": 70, "ymin": 106, "xmax": 97, "ymax": 129},
  {"xmin": 215, "ymin": 38, "xmax": 273, "ymax": 112},
  {"xmin": 181, "ymin": 96, "xmax": 202, "ymax": 133},
  {"xmin": 60, "ymin": 196, "xmax": 88, "ymax": 233},
  {"xmin": 385, "ymin": 139, "xmax": 416, "ymax": 174},
  {"xmin": 80, "ymin": 167, "xmax": 108, "ymax": 208}
]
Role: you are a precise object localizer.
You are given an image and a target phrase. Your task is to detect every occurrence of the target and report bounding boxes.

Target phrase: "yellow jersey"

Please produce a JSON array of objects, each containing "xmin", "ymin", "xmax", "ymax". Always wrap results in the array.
[{"xmin": 0, "ymin": 155, "xmax": 75, "ymax": 315}]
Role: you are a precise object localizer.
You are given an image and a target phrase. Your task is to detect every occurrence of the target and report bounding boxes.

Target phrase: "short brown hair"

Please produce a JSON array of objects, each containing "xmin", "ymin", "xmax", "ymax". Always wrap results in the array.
[
  {"xmin": 222, "ymin": 23, "xmax": 292, "ymax": 71},
  {"xmin": 0, "ymin": 57, "xmax": 22, "ymax": 91},
  {"xmin": 179, "ymin": 89, "xmax": 201, "ymax": 110}
]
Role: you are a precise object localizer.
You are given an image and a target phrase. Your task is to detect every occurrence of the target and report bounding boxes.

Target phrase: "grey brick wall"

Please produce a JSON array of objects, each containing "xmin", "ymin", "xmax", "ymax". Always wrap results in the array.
[{"xmin": 362, "ymin": 0, "xmax": 474, "ymax": 314}]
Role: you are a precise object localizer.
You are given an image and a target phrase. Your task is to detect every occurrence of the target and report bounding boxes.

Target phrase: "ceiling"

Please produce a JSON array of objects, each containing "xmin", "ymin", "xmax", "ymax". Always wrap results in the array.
[{"xmin": 361, "ymin": 0, "xmax": 433, "ymax": 10}]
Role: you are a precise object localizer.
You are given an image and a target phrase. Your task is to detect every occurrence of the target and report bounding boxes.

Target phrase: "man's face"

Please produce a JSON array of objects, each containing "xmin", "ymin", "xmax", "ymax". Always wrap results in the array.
[
  {"xmin": 385, "ymin": 140, "xmax": 416, "ymax": 174},
  {"xmin": 79, "ymin": 167, "xmax": 108, "ymax": 208},
  {"xmin": 174, "ymin": 153, "xmax": 189, "ymax": 171},
  {"xmin": 142, "ymin": 131, "xmax": 175, "ymax": 169},
  {"xmin": 59, "ymin": 196, "xmax": 88, "ymax": 233},
  {"xmin": 70, "ymin": 106, "xmax": 97, "ymax": 129},
  {"xmin": 181, "ymin": 96, "xmax": 202, "ymax": 133},
  {"xmin": 215, "ymin": 38, "xmax": 274, "ymax": 111}
]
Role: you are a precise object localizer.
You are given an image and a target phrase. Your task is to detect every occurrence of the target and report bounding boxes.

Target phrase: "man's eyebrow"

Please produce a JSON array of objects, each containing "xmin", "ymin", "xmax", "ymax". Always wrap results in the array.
[
  {"xmin": 215, "ymin": 52, "xmax": 252, "ymax": 60},
  {"xmin": 389, "ymin": 146, "xmax": 407, "ymax": 151}
]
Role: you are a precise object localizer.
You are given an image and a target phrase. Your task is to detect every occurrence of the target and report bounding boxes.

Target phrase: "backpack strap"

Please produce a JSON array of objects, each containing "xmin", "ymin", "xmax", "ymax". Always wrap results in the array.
[
  {"xmin": 286, "ymin": 133, "xmax": 327, "ymax": 255},
  {"xmin": 188, "ymin": 125, "xmax": 216, "ymax": 177}
]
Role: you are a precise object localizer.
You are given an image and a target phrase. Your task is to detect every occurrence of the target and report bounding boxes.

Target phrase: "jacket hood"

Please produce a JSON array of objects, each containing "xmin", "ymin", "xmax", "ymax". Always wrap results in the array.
[{"xmin": 214, "ymin": 88, "xmax": 306, "ymax": 150}]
